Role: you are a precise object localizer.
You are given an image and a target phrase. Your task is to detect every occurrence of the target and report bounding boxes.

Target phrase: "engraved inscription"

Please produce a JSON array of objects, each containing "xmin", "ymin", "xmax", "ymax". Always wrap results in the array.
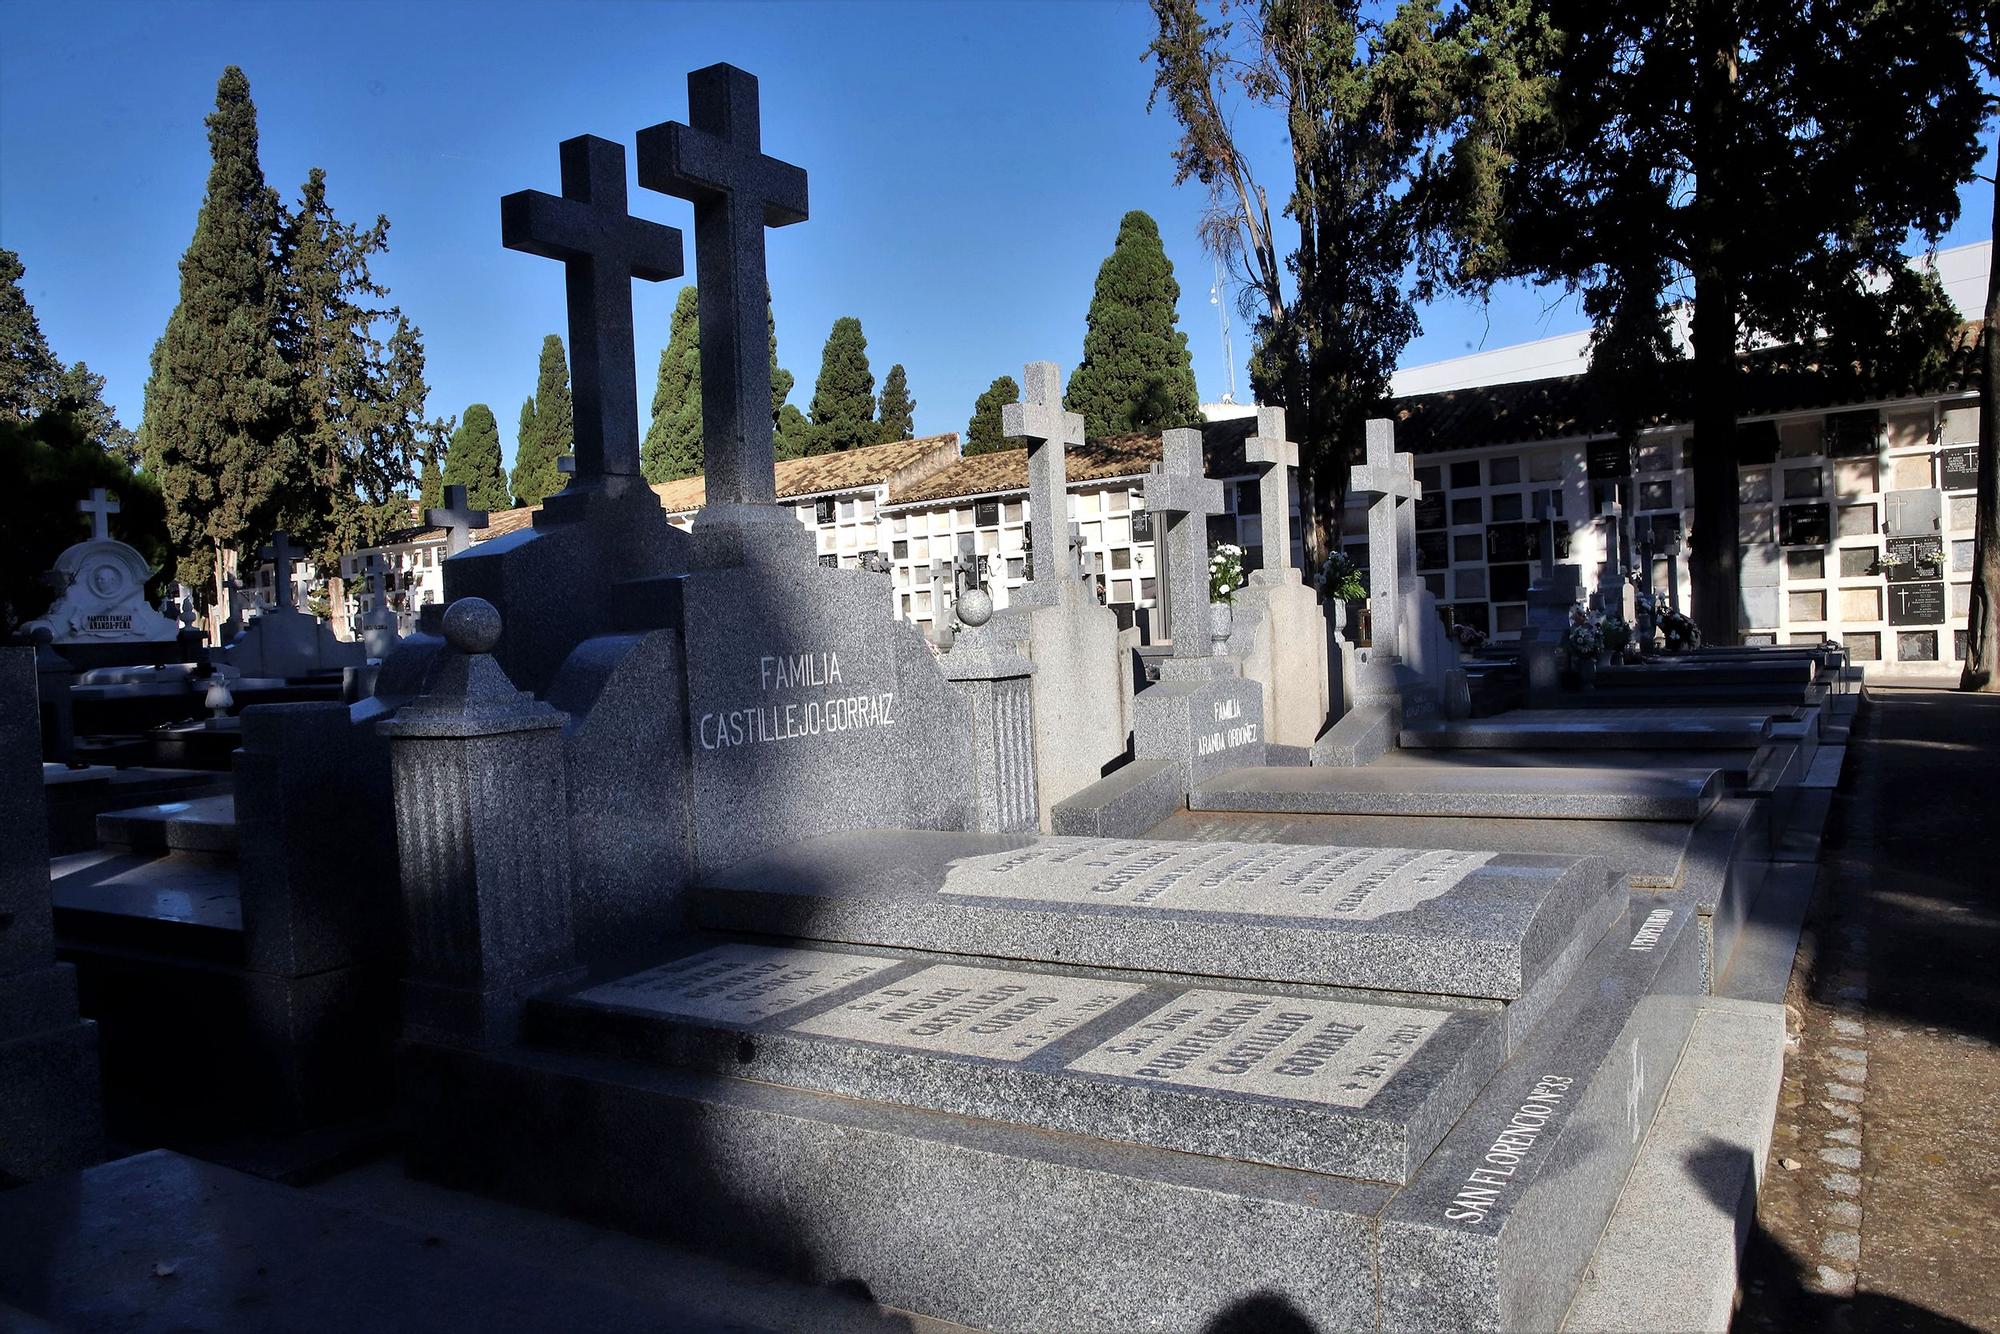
[
  {"xmin": 576, "ymin": 943, "xmax": 897, "ymax": 1023},
  {"xmin": 790, "ymin": 964, "xmax": 1142, "ymax": 1061},
  {"xmin": 938, "ymin": 838, "xmax": 1495, "ymax": 922},
  {"xmin": 696, "ymin": 649, "xmax": 897, "ymax": 751},
  {"xmin": 1068, "ymin": 990, "xmax": 1448, "ymax": 1106},
  {"xmin": 1444, "ymin": 1073, "xmax": 1574, "ymax": 1224}
]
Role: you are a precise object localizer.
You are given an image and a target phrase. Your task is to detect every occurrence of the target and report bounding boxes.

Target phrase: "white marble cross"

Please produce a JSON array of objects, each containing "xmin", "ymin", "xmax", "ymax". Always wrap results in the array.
[
  {"xmin": 1244, "ymin": 406, "xmax": 1299, "ymax": 581},
  {"xmin": 1002, "ymin": 361, "xmax": 1085, "ymax": 587},
  {"xmin": 1144, "ymin": 427, "xmax": 1224, "ymax": 656},
  {"xmin": 77, "ymin": 488, "xmax": 119, "ymax": 541},
  {"xmin": 259, "ymin": 532, "xmax": 302, "ymax": 613},
  {"xmin": 1348, "ymin": 419, "xmax": 1419, "ymax": 658}
]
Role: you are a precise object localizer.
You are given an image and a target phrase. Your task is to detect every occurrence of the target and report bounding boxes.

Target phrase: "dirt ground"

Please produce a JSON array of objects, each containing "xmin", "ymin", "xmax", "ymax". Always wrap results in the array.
[{"xmin": 1733, "ymin": 687, "xmax": 2000, "ymax": 1334}]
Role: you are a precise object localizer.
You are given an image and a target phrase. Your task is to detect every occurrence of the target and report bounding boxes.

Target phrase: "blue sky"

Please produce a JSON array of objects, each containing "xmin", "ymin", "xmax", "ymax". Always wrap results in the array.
[{"xmin": 2, "ymin": 1, "xmax": 1991, "ymax": 472}]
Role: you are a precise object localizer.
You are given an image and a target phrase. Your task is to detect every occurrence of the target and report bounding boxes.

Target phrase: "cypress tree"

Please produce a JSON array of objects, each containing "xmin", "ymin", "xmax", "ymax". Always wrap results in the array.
[
  {"xmin": 442, "ymin": 403, "xmax": 510, "ymax": 511},
  {"xmin": 642, "ymin": 286, "xmax": 703, "ymax": 483},
  {"xmin": 137, "ymin": 66, "xmax": 296, "ymax": 590},
  {"xmin": 877, "ymin": 363, "xmax": 915, "ymax": 442},
  {"xmin": 1064, "ymin": 210, "xmax": 1200, "ymax": 438},
  {"xmin": 806, "ymin": 316, "xmax": 877, "ymax": 454},
  {"xmin": 0, "ymin": 248, "xmax": 61, "ymax": 422},
  {"xmin": 965, "ymin": 375, "xmax": 1019, "ymax": 456},
  {"xmin": 510, "ymin": 334, "xmax": 571, "ymax": 505},
  {"xmin": 514, "ymin": 395, "xmax": 537, "ymax": 504},
  {"xmin": 418, "ymin": 450, "xmax": 443, "ymax": 509}
]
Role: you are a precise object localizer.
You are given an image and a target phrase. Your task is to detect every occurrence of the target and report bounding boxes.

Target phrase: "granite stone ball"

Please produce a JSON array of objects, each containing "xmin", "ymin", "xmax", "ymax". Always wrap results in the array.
[
  {"xmin": 957, "ymin": 588, "xmax": 994, "ymax": 627},
  {"xmin": 443, "ymin": 597, "xmax": 502, "ymax": 655}
]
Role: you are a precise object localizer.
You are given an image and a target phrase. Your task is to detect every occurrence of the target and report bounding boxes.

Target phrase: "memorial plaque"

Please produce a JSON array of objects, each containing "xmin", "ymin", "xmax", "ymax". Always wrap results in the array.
[
  {"xmin": 576, "ymin": 943, "xmax": 899, "ymax": 1023},
  {"xmin": 1068, "ymin": 990, "xmax": 1449, "ymax": 1106},
  {"xmin": 1884, "ymin": 488, "xmax": 1942, "ymax": 537},
  {"xmin": 1826, "ymin": 408, "xmax": 1880, "ymax": 458},
  {"xmin": 1887, "ymin": 581, "xmax": 1946, "ymax": 626},
  {"xmin": 1940, "ymin": 446, "xmax": 1979, "ymax": 491},
  {"xmin": 938, "ymin": 839, "xmax": 1494, "ymax": 922},
  {"xmin": 1779, "ymin": 503, "xmax": 1829, "ymax": 546},
  {"xmin": 1416, "ymin": 530, "xmax": 1449, "ymax": 571},
  {"xmin": 1488, "ymin": 563, "xmax": 1530, "ymax": 602},
  {"xmin": 792, "ymin": 964, "xmax": 1140, "ymax": 1061},
  {"xmin": 1485, "ymin": 522, "xmax": 1532, "ymax": 564},
  {"xmin": 1415, "ymin": 493, "xmax": 1447, "ymax": 531},
  {"xmin": 1586, "ymin": 437, "xmax": 1630, "ymax": 480},
  {"xmin": 1735, "ymin": 420, "xmax": 1781, "ymax": 464},
  {"xmin": 1885, "ymin": 536, "xmax": 1943, "ymax": 583}
]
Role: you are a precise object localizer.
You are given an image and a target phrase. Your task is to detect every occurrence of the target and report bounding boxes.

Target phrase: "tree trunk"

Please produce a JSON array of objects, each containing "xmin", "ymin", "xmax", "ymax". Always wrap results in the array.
[
  {"xmin": 1959, "ymin": 178, "xmax": 2000, "ymax": 691},
  {"xmin": 1689, "ymin": 1, "xmax": 1742, "ymax": 645}
]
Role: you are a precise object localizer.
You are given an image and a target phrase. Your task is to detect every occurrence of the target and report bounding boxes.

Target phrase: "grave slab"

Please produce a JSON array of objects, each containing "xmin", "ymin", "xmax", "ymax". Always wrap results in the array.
[
  {"xmin": 94, "ymin": 794, "xmax": 237, "ymax": 854},
  {"xmin": 694, "ymin": 830, "xmax": 1619, "ymax": 1002},
  {"xmin": 1401, "ymin": 708, "xmax": 1773, "ymax": 751},
  {"xmin": 1378, "ymin": 894, "xmax": 1703, "ymax": 1333},
  {"xmin": 546, "ymin": 938, "xmax": 1507, "ymax": 1183},
  {"xmin": 1190, "ymin": 765, "xmax": 1720, "ymax": 822}
]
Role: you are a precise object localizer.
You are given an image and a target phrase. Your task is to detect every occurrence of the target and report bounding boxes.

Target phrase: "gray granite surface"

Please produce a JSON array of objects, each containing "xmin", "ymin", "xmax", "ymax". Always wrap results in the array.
[
  {"xmin": 1048, "ymin": 760, "xmax": 1186, "ymax": 838},
  {"xmin": 694, "ymin": 829, "xmax": 1618, "ymax": 1001},
  {"xmin": 1377, "ymin": 894, "xmax": 1702, "ymax": 1333},
  {"xmin": 549, "ymin": 937, "xmax": 1506, "ymax": 1183},
  {"xmin": 1131, "ymin": 668, "xmax": 1267, "ymax": 787},
  {"xmin": 1190, "ymin": 765, "xmax": 1720, "ymax": 822},
  {"xmin": 1402, "ymin": 708, "xmax": 1775, "ymax": 750},
  {"xmin": 94, "ymin": 794, "xmax": 237, "ymax": 853},
  {"xmin": 49, "ymin": 850, "xmax": 243, "ymax": 935}
]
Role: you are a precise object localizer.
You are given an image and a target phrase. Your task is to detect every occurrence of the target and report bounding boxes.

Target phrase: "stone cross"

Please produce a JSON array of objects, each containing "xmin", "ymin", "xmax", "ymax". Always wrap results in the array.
[
  {"xmin": 638, "ymin": 64, "xmax": 808, "ymax": 510},
  {"xmin": 503, "ymin": 135, "xmax": 684, "ymax": 485},
  {"xmin": 1243, "ymin": 406, "xmax": 1299, "ymax": 580},
  {"xmin": 363, "ymin": 555, "xmax": 391, "ymax": 618},
  {"xmin": 1348, "ymin": 419, "xmax": 1419, "ymax": 658},
  {"xmin": 259, "ymin": 532, "xmax": 302, "ymax": 613},
  {"xmin": 1001, "ymin": 361, "xmax": 1085, "ymax": 587},
  {"xmin": 1597, "ymin": 497, "xmax": 1626, "ymax": 601},
  {"xmin": 1144, "ymin": 428, "xmax": 1224, "ymax": 657},
  {"xmin": 425, "ymin": 484, "xmax": 489, "ymax": 557},
  {"xmin": 1533, "ymin": 490, "xmax": 1558, "ymax": 583},
  {"xmin": 77, "ymin": 488, "xmax": 119, "ymax": 541}
]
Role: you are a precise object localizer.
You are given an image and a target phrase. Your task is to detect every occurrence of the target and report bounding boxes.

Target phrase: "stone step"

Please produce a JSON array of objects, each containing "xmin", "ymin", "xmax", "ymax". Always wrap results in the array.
[
  {"xmin": 1189, "ymin": 765, "xmax": 1721, "ymax": 822},
  {"xmin": 49, "ymin": 847, "xmax": 242, "ymax": 962},
  {"xmin": 409, "ymin": 893, "xmax": 1697, "ymax": 1334},
  {"xmin": 1591, "ymin": 662, "xmax": 1812, "ymax": 689},
  {"xmin": 1401, "ymin": 709, "xmax": 1772, "ymax": 751},
  {"xmin": 95, "ymin": 793, "xmax": 238, "ymax": 854},
  {"xmin": 1544, "ymin": 685, "xmax": 1809, "ymax": 709},
  {"xmin": 536, "ymin": 937, "xmax": 1507, "ymax": 1185},
  {"xmin": 691, "ymin": 830, "xmax": 1622, "ymax": 1008}
]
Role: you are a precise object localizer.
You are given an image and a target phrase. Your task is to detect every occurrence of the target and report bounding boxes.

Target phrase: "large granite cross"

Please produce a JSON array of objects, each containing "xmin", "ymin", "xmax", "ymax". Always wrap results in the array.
[
  {"xmin": 1597, "ymin": 496, "xmax": 1628, "ymax": 610},
  {"xmin": 1001, "ymin": 361, "xmax": 1085, "ymax": 590},
  {"xmin": 638, "ymin": 64, "xmax": 807, "ymax": 510},
  {"xmin": 503, "ymin": 135, "xmax": 684, "ymax": 485},
  {"xmin": 77, "ymin": 488, "xmax": 119, "ymax": 541},
  {"xmin": 360, "ymin": 554, "xmax": 393, "ymax": 625},
  {"xmin": 425, "ymin": 484, "xmax": 489, "ymax": 557},
  {"xmin": 1533, "ymin": 490, "xmax": 1558, "ymax": 583},
  {"xmin": 1244, "ymin": 407, "xmax": 1299, "ymax": 583},
  {"xmin": 1145, "ymin": 428, "xmax": 1224, "ymax": 657},
  {"xmin": 259, "ymin": 532, "xmax": 302, "ymax": 613},
  {"xmin": 1349, "ymin": 419, "xmax": 1419, "ymax": 659}
]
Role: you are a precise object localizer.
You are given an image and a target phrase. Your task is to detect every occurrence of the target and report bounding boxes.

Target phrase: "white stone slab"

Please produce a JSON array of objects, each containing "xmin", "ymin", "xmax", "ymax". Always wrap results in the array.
[
  {"xmin": 790, "ymin": 964, "xmax": 1141, "ymax": 1061},
  {"xmin": 1067, "ymin": 990, "xmax": 1450, "ymax": 1106},
  {"xmin": 938, "ymin": 838, "xmax": 1494, "ymax": 923},
  {"xmin": 575, "ymin": 943, "xmax": 898, "ymax": 1024}
]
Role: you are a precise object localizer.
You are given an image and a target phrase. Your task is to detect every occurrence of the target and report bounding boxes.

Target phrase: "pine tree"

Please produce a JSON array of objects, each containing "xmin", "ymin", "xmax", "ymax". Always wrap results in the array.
[
  {"xmin": 0, "ymin": 248, "xmax": 61, "ymax": 422},
  {"xmin": 510, "ymin": 334, "xmax": 572, "ymax": 505},
  {"xmin": 1064, "ymin": 210, "xmax": 1199, "ymax": 438},
  {"xmin": 138, "ymin": 66, "xmax": 296, "ymax": 591},
  {"xmin": 807, "ymin": 316, "xmax": 877, "ymax": 454},
  {"xmin": 877, "ymin": 363, "xmax": 915, "ymax": 442},
  {"xmin": 442, "ymin": 403, "xmax": 510, "ymax": 511},
  {"xmin": 53, "ymin": 361, "xmax": 139, "ymax": 464},
  {"xmin": 965, "ymin": 375, "xmax": 1019, "ymax": 456},
  {"xmin": 642, "ymin": 286, "xmax": 703, "ymax": 483}
]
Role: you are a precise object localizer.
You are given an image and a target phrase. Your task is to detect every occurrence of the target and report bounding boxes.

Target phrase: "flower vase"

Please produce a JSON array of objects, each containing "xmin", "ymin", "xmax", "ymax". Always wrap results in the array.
[
  {"xmin": 1576, "ymin": 655, "xmax": 1598, "ymax": 690},
  {"xmin": 1209, "ymin": 601, "xmax": 1234, "ymax": 656}
]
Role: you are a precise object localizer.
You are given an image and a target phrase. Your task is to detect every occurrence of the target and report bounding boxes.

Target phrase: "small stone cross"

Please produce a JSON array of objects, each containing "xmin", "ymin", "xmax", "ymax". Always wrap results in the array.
[
  {"xmin": 1348, "ymin": 419, "xmax": 1419, "ymax": 658},
  {"xmin": 1533, "ymin": 490, "xmax": 1558, "ymax": 582},
  {"xmin": 259, "ymin": 531, "xmax": 302, "ymax": 613},
  {"xmin": 503, "ymin": 135, "xmax": 684, "ymax": 484},
  {"xmin": 1243, "ymin": 407, "xmax": 1299, "ymax": 580},
  {"xmin": 638, "ymin": 64, "xmax": 808, "ymax": 510},
  {"xmin": 426, "ymin": 484, "xmax": 489, "ymax": 557},
  {"xmin": 1001, "ymin": 361, "xmax": 1085, "ymax": 587},
  {"xmin": 77, "ymin": 488, "xmax": 120, "ymax": 541},
  {"xmin": 1144, "ymin": 428, "xmax": 1224, "ymax": 657}
]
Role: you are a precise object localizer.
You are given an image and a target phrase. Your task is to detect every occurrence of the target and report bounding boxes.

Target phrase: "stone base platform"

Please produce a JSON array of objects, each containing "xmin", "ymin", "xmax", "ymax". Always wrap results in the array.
[
  {"xmin": 1401, "ymin": 708, "xmax": 1776, "ymax": 751},
  {"xmin": 1191, "ymin": 764, "xmax": 1721, "ymax": 822}
]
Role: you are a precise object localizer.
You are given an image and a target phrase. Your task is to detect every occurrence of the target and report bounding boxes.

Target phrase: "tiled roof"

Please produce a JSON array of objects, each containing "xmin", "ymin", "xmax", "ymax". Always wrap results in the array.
[
  {"xmin": 654, "ymin": 433, "xmax": 963, "ymax": 514},
  {"xmin": 884, "ymin": 418, "xmax": 1259, "ymax": 508}
]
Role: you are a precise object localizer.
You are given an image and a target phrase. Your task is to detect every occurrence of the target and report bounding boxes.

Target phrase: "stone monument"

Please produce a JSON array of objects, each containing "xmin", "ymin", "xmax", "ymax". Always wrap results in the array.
[
  {"xmin": 1224, "ymin": 407, "xmax": 1331, "ymax": 750},
  {"xmin": 25, "ymin": 488, "xmax": 180, "ymax": 645},
  {"xmin": 216, "ymin": 531, "xmax": 364, "ymax": 679}
]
